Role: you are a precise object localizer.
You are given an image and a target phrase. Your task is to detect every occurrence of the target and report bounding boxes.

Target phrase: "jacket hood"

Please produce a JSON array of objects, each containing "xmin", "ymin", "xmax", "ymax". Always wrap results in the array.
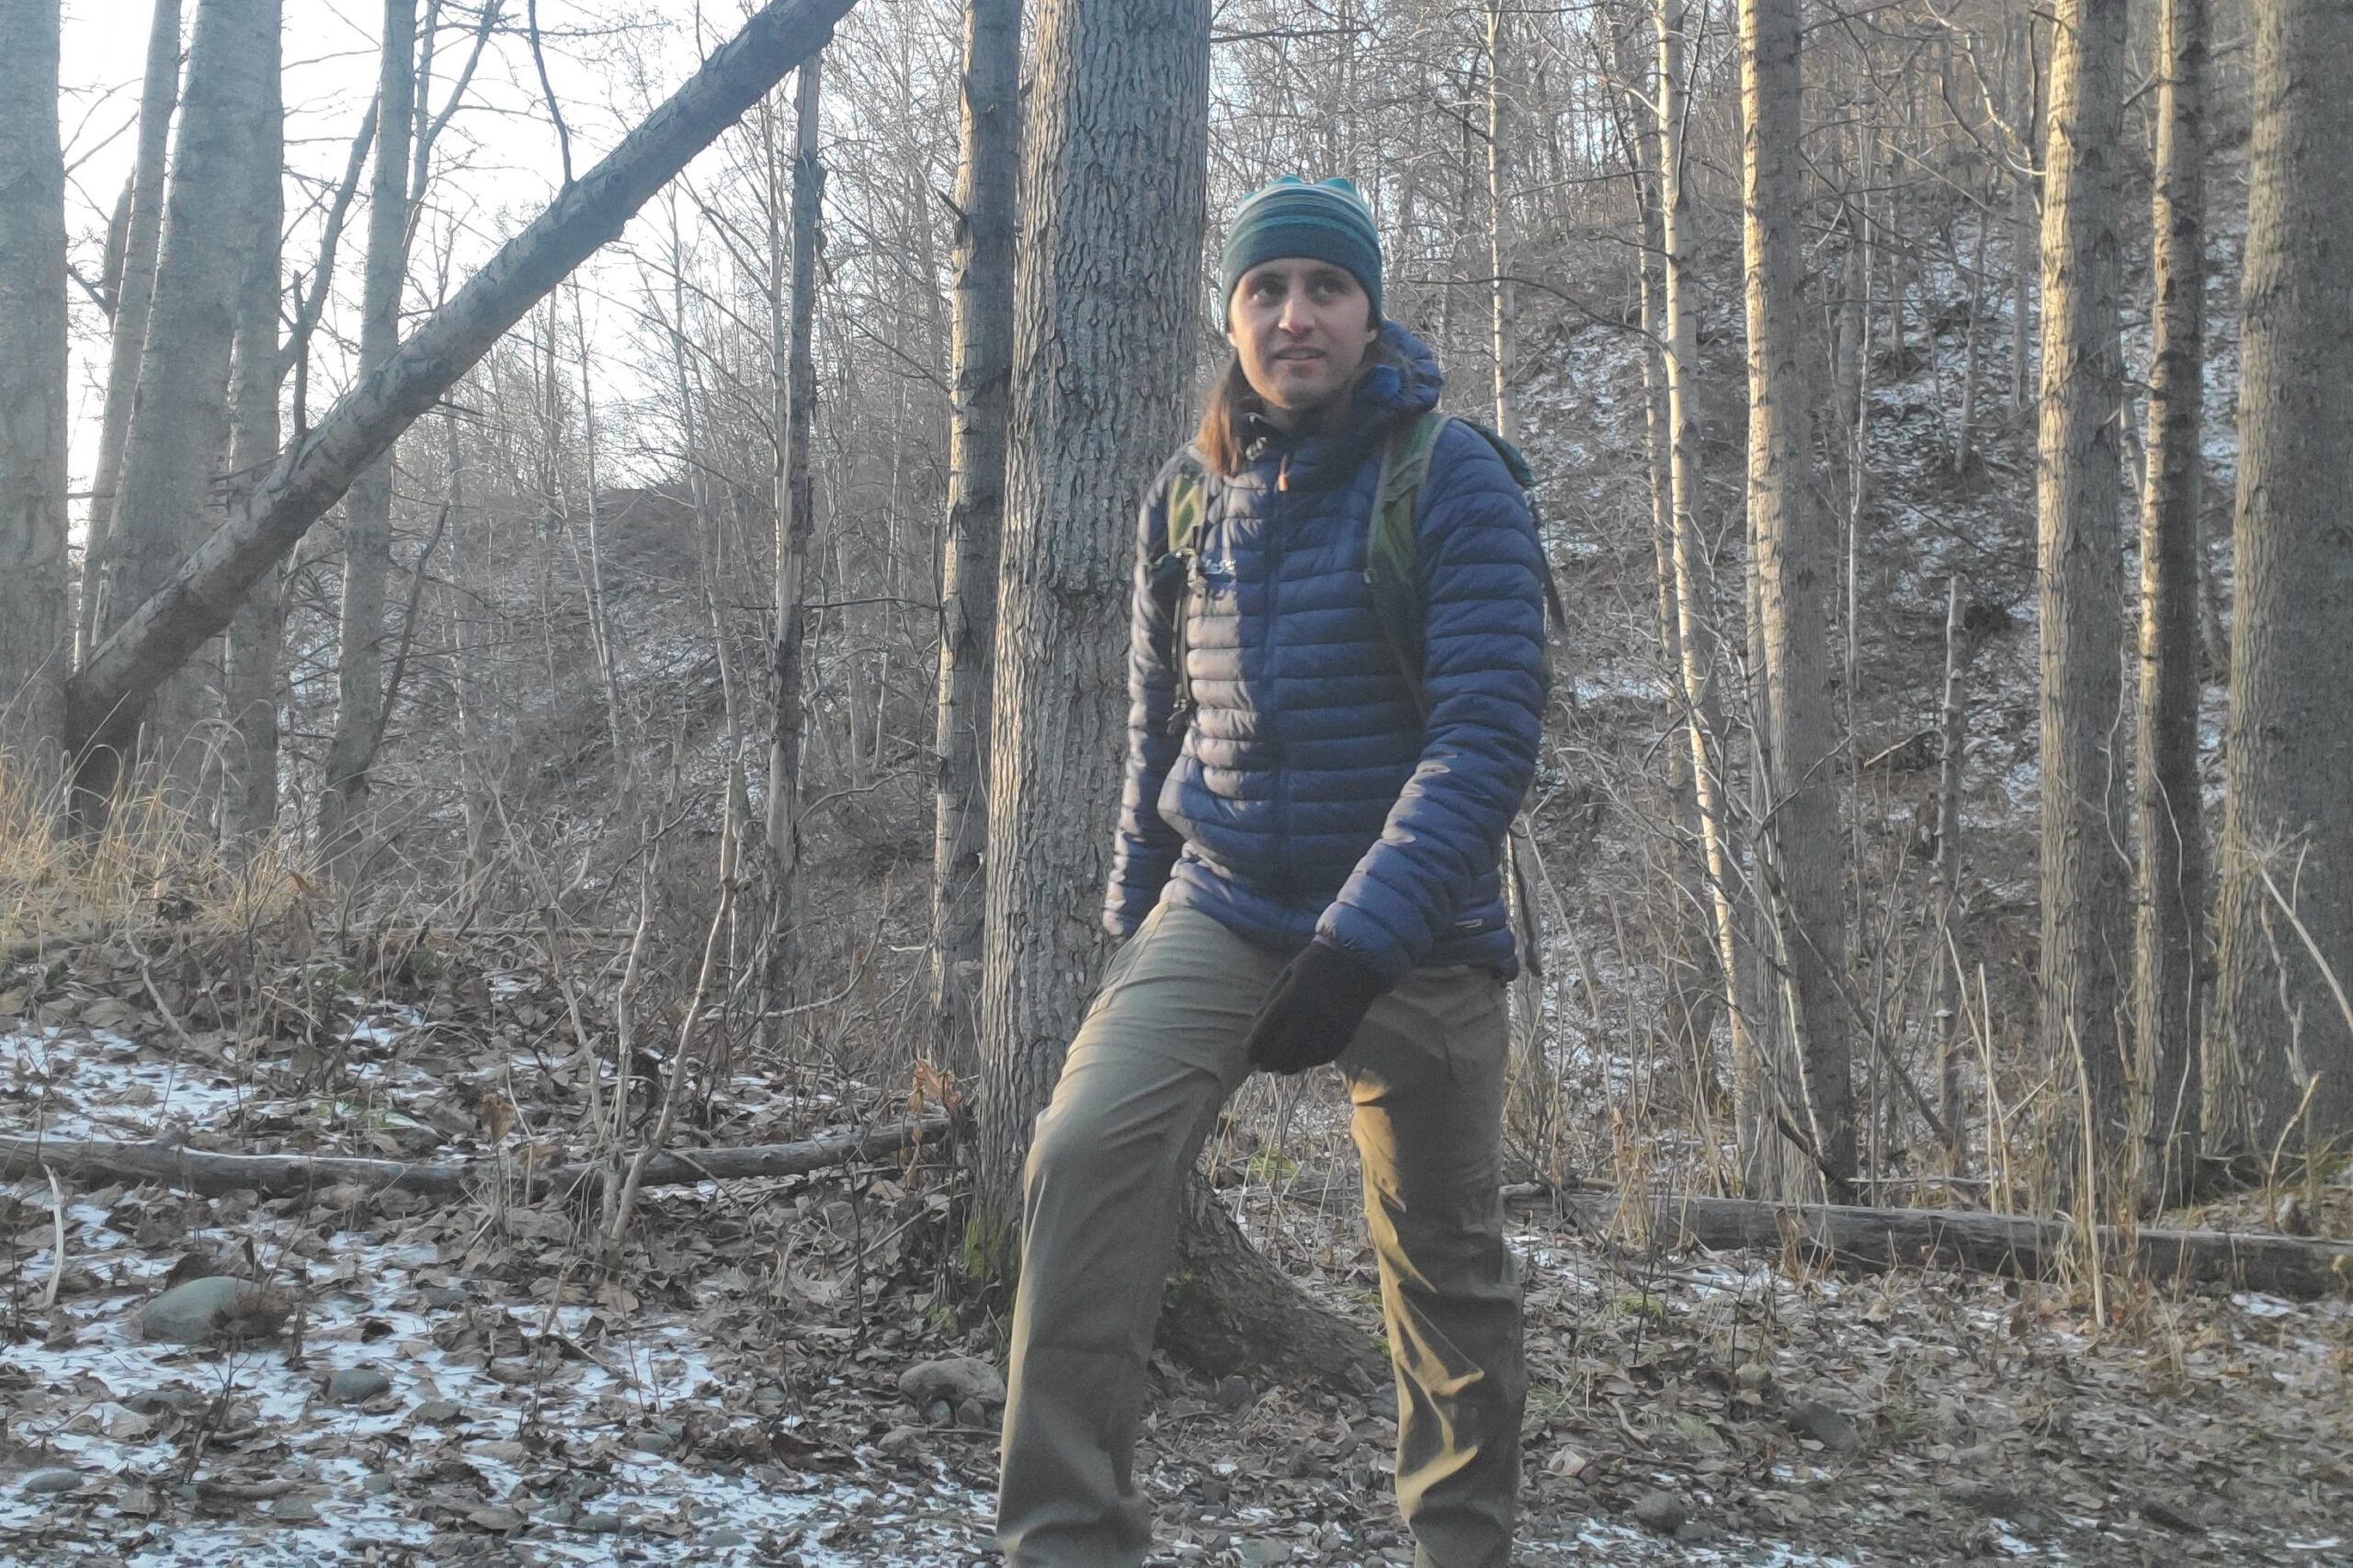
[{"xmin": 1242, "ymin": 320, "xmax": 1442, "ymax": 489}]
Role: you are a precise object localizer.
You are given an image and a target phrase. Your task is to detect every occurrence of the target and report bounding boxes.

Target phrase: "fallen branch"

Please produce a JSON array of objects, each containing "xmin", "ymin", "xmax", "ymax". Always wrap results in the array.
[
  {"xmin": 0, "ymin": 1118, "xmax": 949, "ymax": 1200},
  {"xmin": 1512, "ymin": 1186, "xmax": 2353, "ymax": 1300}
]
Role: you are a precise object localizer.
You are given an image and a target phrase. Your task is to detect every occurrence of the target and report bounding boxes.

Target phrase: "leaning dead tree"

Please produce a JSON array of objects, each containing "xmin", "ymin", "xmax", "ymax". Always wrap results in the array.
[{"xmin": 63, "ymin": 0, "xmax": 861, "ymax": 778}]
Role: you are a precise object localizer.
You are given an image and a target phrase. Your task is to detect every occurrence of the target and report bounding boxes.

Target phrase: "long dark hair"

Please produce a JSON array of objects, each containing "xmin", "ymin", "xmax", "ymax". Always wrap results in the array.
[{"xmin": 1194, "ymin": 336, "xmax": 1392, "ymax": 476}]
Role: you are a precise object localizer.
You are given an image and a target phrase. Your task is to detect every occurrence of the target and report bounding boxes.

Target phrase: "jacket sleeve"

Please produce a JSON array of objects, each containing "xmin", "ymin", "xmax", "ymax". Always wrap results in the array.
[
  {"xmin": 1315, "ymin": 424, "xmax": 1548, "ymax": 984},
  {"xmin": 1102, "ymin": 462, "xmax": 1187, "ymax": 939}
]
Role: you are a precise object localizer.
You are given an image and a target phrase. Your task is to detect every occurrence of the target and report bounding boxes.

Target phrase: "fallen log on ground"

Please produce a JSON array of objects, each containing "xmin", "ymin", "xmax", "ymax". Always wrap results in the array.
[
  {"xmin": 0, "ymin": 1118, "xmax": 950, "ymax": 1200},
  {"xmin": 1523, "ymin": 1185, "xmax": 2353, "ymax": 1300}
]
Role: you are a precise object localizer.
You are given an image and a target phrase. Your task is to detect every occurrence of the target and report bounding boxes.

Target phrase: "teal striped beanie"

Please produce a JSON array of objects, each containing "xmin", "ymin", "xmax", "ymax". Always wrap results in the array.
[{"xmin": 1220, "ymin": 176, "xmax": 1382, "ymax": 321}]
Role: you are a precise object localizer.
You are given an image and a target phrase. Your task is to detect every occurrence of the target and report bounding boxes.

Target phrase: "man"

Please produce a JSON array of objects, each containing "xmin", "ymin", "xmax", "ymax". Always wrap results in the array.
[{"xmin": 996, "ymin": 175, "xmax": 1548, "ymax": 1568}]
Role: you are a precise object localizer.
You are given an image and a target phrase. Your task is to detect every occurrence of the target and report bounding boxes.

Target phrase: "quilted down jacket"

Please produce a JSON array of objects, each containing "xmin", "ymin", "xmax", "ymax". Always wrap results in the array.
[{"xmin": 1102, "ymin": 322, "xmax": 1549, "ymax": 985}]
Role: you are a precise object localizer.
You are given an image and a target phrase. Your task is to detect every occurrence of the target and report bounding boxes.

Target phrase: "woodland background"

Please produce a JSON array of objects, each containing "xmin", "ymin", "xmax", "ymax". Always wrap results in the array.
[{"xmin": 0, "ymin": 0, "xmax": 2348, "ymax": 1562}]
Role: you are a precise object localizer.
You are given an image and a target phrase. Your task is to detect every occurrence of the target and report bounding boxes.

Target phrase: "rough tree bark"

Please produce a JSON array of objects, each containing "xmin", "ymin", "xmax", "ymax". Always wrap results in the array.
[
  {"xmin": 2133, "ymin": 0, "xmax": 2208, "ymax": 1206},
  {"xmin": 1740, "ymin": 0, "xmax": 1853, "ymax": 1199},
  {"xmin": 0, "ymin": 0, "xmax": 69, "ymax": 775},
  {"xmin": 79, "ymin": 0, "xmax": 181, "ymax": 666},
  {"xmin": 2211, "ymin": 0, "xmax": 2353, "ymax": 1170},
  {"xmin": 2034, "ymin": 0, "xmax": 2131, "ymax": 1202},
  {"xmin": 764, "ymin": 56, "xmax": 823, "ymax": 1012},
  {"xmin": 971, "ymin": 0, "xmax": 1374, "ymax": 1378},
  {"xmin": 1485, "ymin": 0, "xmax": 1518, "ymax": 441},
  {"xmin": 92, "ymin": 0, "xmax": 278, "ymax": 797},
  {"xmin": 65, "ymin": 0, "xmax": 858, "ymax": 772},
  {"xmin": 318, "ymin": 0, "xmax": 419, "ymax": 869},
  {"xmin": 220, "ymin": 13, "xmax": 285, "ymax": 847},
  {"xmin": 927, "ymin": 0, "xmax": 1019, "ymax": 1077}
]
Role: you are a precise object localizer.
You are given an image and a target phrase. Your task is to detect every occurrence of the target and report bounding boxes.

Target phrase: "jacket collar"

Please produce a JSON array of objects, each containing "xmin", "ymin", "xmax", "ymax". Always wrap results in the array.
[{"xmin": 1239, "ymin": 322, "xmax": 1442, "ymax": 490}]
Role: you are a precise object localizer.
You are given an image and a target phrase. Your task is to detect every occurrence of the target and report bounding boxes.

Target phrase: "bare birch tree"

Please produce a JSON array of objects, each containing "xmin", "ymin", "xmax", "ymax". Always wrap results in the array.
[{"xmin": 2132, "ymin": 0, "xmax": 2208, "ymax": 1205}]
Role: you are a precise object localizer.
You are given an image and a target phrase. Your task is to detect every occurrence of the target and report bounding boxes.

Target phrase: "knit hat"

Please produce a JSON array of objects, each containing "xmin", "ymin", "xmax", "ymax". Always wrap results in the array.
[{"xmin": 1220, "ymin": 176, "xmax": 1382, "ymax": 321}]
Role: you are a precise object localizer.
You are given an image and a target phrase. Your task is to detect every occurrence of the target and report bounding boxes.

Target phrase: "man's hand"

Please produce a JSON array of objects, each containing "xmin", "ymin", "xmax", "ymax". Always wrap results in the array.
[{"xmin": 1242, "ymin": 941, "xmax": 1386, "ymax": 1074}]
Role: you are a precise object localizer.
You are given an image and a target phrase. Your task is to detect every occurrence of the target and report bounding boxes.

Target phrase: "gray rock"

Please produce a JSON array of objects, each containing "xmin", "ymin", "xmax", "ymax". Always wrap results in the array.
[
  {"xmin": 1630, "ymin": 1488, "xmax": 1688, "ymax": 1535},
  {"xmin": 576, "ymin": 1512, "xmax": 625, "ymax": 1534},
  {"xmin": 631, "ymin": 1430, "xmax": 675, "ymax": 1455},
  {"xmin": 417, "ymin": 1285, "xmax": 469, "ymax": 1310},
  {"xmin": 876, "ymin": 1425, "xmax": 923, "ymax": 1457},
  {"xmin": 1237, "ymin": 1540, "xmax": 1293, "ymax": 1566},
  {"xmin": 21, "ymin": 1470, "xmax": 82, "ymax": 1495},
  {"xmin": 139, "ymin": 1276, "xmax": 288, "ymax": 1345},
  {"xmin": 124, "ymin": 1387, "xmax": 199, "ymax": 1415},
  {"xmin": 1215, "ymin": 1375, "xmax": 1254, "ymax": 1411},
  {"xmin": 925, "ymin": 1399, "xmax": 954, "ymax": 1426},
  {"xmin": 411, "ymin": 1399, "xmax": 465, "ymax": 1425},
  {"xmin": 702, "ymin": 1528, "xmax": 748, "ymax": 1548},
  {"xmin": 362, "ymin": 1472, "xmax": 397, "ymax": 1495},
  {"xmin": 1785, "ymin": 1399, "xmax": 1865, "ymax": 1456},
  {"xmin": 326, "ymin": 1368, "xmax": 392, "ymax": 1403},
  {"xmin": 898, "ymin": 1355, "xmax": 1005, "ymax": 1409},
  {"xmin": 956, "ymin": 1397, "xmax": 988, "ymax": 1429}
]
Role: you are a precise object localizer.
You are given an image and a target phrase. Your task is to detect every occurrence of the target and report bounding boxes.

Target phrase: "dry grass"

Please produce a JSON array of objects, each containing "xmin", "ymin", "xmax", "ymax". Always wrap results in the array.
[{"xmin": 0, "ymin": 759, "xmax": 309, "ymax": 949}]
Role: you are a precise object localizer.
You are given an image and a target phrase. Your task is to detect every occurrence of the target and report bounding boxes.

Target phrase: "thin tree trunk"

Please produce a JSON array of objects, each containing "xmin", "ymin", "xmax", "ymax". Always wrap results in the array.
[
  {"xmin": 1658, "ymin": 0, "xmax": 1754, "ymax": 1181},
  {"xmin": 2035, "ymin": 0, "xmax": 2132, "ymax": 1204},
  {"xmin": 1485, "ymin": 0, "xmax": 1518, "ymax": 441},
  {"xmin": 319, "ymin": 0, "xmax": 418, "ymax": 869},
  {"xmin": 2211, "ymin": 0, "xmax": 2353, "ymax": 1171},
  {"xmin": 80, "ymin": 0, "xmax": 181, "ymax": 667},
  {"xmin": 65, "ymin": 0, "xmax": 854, "ymax": 771},
  {"xmin": 1742, "ymin": 0, "xmax": 1853, "ymax": 1200},
  {"xmin": 92, "ymin": 0, "xmax": 278, "ymax": 801},
  {"xmin": 1928, "ymin": 574, "xmax": 1972, "ymax": 1169},
  {"xmin": 928, "ymin": 0, "xmax": 1019, "ymax": 1077},
  {"xmin": 0, "ymin": 0, "xmax": 69, "ymax": 775},
  {"xmin": 2133, "ymin": 0, "xmax": 2209, "ymax": 1207},
  {"xmin": 764, "ymin": 57, "xmax": 823, "ymax": 1012},
  {"xmin": 220, "ymin": 18, "xmax": 284, "ymax": 848}
]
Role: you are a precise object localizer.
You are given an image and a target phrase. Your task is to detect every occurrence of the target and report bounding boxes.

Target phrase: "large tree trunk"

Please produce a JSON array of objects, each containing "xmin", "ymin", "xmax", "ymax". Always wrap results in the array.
[
  {"xmin": 974, "ymin": 0, "xmax": 1214, "ymax": 1243},
  {"xmin": 317, "ymin": 0, "xmax": 418, "ymax": 870},
  {"xmin": 79, "ymin": 0, "xmax": 181, "ymax": 668},
  {"xmin": 2132, "ymin": 0, "xmax": 2208, "ymax": 1206},
  {"xmin": 2211, "ymin": 0, "xmax": 2353, "ymax": 1171},
  {"xmin": 92, "ymin": 0, "xmax": 278, "ymax": 798},
  {"xmin": 927, "ymin": 0, "xmax": 1019, "ymax": 1078},
  {"xmin": 0, "ymin": 0, "xmax": 69, "ymax": 775},
  {"xmin": 64, "ymin": 0, "xmax": 857, "ymax": 772},
  {"xmin": 1740, "ymin": 0, "xmax": 1852, "ymax": 1200},
  {"xmin": 219, "ymin": 14, "xmax": 285, "ymax": 848},
  {"xmin": 764, "ymin": 57, "xmax": 823, "ymax": 1012},
  {"xmin": 2034, "ymin": 0, "xmax": 2132, "ymax": 1205},
  {"xmin": 1657, "ymin": 0, "xmax": 1753, "ymax": 1179}
]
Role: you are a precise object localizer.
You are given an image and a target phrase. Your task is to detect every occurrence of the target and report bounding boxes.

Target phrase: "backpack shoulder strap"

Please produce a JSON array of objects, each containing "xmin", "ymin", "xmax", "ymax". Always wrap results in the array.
[
  {"xmin": 1368, "ymin": 413, "xmax": 1449, "ymax": 720},
  {"xmin": 1154, "ymin": 448, "xmax": 1214, "ymax": 736}
]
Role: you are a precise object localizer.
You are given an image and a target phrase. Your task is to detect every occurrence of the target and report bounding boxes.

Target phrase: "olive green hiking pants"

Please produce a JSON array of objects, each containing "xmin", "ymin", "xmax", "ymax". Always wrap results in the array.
[{"xmin": 995, "ymin": 903, "xmax": 1526, "ymax": 1568}]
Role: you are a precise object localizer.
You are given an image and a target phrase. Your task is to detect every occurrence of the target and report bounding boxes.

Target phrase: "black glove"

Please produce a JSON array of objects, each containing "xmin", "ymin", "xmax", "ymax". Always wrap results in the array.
[{"xmin": 1242, "ymin": 942, "xmax": 1387, "ymax": 1074}]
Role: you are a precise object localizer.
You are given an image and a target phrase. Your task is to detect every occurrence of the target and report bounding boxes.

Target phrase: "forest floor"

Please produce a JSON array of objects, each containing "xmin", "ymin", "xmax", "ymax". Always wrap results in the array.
[{"xmin": 3, "ymin": 928, "xmax": 2348, "ymax": 1568}]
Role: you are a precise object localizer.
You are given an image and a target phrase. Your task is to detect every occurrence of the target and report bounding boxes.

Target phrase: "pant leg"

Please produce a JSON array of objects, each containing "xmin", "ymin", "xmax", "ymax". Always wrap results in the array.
[
  {"xmin": 996, "ymin": 904, "xmax": 1280, "ymax": 1568},
  {"xmin": 1341, "ymin": 965, "xmax": 1525, "ymax": 1568}
]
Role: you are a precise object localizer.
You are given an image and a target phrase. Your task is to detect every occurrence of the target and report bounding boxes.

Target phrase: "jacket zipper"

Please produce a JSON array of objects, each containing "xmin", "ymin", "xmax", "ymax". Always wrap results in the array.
[{"xmin": 1268, "ymin": 454, "xmax": 1291, "ymax": 899}]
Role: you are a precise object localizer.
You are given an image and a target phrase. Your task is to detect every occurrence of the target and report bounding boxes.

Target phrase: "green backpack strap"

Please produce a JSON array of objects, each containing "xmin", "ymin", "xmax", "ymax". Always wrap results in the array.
[
  {"xmin": 1367, "ymin": 411, "xmax": 1449, "ymax": 721},
  {"xmin": 1155, "ymin": 452, "xmax": 1211, "ymax": 735}
]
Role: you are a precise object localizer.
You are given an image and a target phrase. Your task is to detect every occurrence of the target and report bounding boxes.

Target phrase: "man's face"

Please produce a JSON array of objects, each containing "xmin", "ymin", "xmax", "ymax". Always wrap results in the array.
[{"xmin": 1225, "ymin": 258, "xmax": 1379, "ymax": 426}]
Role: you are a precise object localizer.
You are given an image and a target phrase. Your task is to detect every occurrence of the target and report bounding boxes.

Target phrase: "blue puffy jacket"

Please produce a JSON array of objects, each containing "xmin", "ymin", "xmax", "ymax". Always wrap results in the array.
[{"xmin": 1103, "ymin": 322, "xmax": 1549, "ymax": 985}]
